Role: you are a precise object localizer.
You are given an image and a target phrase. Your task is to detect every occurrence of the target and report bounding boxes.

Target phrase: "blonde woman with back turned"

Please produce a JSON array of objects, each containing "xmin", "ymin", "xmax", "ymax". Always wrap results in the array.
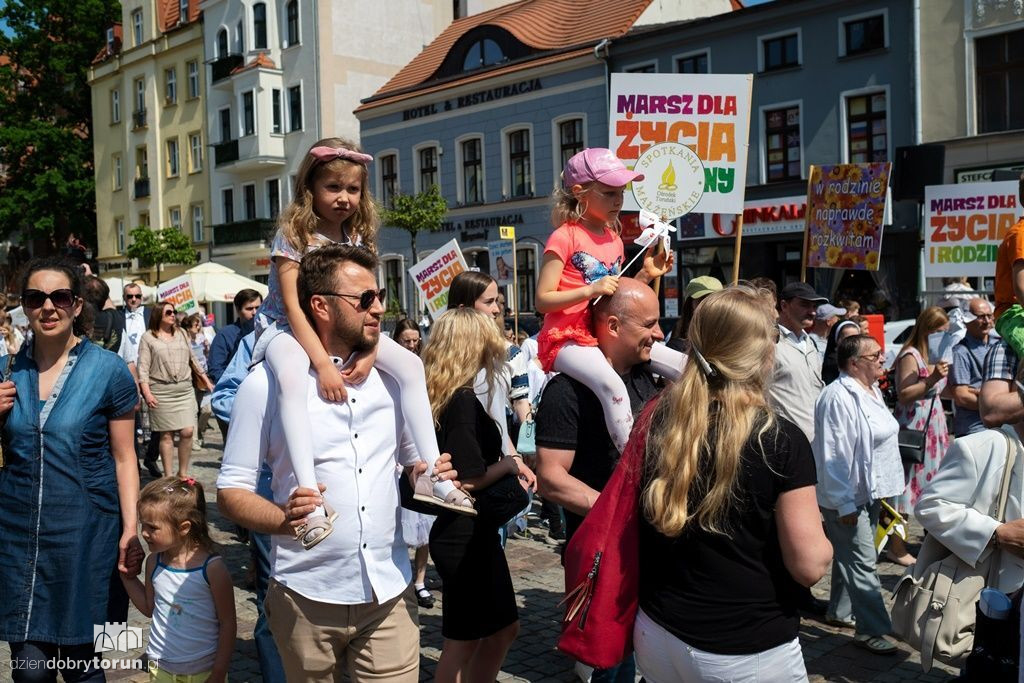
[{"xmin": 630, "ymin": 286, "xmax": 832, "ymax": 682}]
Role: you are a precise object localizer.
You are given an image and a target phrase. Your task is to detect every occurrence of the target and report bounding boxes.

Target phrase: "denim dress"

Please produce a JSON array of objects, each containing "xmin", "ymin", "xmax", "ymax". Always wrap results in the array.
[{"xmin": 0, "ymin": 338, "xmax": 138, "ymax": 645}]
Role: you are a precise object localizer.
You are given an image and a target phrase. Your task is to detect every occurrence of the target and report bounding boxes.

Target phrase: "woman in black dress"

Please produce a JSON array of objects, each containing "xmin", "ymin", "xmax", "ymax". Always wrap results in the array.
[{"xmin": 423, "ymin": 308, "xmax": 532, "ymax": 682}]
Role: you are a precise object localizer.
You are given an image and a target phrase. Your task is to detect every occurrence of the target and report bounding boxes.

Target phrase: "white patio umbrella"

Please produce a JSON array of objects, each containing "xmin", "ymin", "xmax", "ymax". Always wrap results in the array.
[
  {"xmin": 184, "ymin": 262, "xmax": 269, "ymax": 303},
  {"xmin": 103, "ymin": 277, "xmax": 157, "ymax": 306}
]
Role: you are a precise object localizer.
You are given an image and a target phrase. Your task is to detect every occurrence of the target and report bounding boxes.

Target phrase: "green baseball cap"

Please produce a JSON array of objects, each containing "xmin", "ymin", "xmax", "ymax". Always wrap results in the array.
[{"xmin": 684, "ymin": 275, "xmax": 724, "ymax": 300}]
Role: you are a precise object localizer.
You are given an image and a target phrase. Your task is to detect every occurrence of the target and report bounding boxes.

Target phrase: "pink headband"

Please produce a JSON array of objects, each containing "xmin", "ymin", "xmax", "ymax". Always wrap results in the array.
[{"xmin": 310, "ymin": 145, "xmax": 373, "ymax": 165}]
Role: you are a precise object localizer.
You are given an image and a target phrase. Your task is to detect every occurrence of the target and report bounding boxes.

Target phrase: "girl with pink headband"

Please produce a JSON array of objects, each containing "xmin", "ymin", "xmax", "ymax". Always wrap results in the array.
[{"xmin": 252, "ymin": 138, "xmax": 476, "ymax": 550}]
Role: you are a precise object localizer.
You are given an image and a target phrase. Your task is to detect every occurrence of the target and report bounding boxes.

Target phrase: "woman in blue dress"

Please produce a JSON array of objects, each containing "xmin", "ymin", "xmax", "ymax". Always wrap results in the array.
[{"xmin": 0, "ymin": 258, "xmax": 142, "ymax": 681}]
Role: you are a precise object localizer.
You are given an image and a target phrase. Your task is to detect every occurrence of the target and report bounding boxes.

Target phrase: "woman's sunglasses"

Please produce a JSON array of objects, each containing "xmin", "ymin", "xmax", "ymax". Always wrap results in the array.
[
  {"xmin": 22, "ymin": 288, "xmax": 77, "ymax": 310},
  {"xmin": 163, "ymin": 309, "xmax": 176, "ymax": 317}
]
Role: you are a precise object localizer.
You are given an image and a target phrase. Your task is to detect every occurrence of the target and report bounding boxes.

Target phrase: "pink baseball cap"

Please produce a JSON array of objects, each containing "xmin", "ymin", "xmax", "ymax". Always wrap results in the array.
[{"xmin": 563, "ymin": 148, "xmax": 644, "ymax": 189}]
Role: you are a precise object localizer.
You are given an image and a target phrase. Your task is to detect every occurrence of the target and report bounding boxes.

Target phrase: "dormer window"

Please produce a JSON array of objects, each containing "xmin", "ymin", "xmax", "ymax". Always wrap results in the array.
[{"xmin": 463, "ymin": 39, "xmax": 505, "ymax": 71}]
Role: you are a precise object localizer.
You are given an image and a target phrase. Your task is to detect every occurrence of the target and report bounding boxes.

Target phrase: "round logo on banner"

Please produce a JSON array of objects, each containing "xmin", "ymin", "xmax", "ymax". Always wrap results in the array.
[{"xmin": 630, "ymin": 142, "xmax": 706, "ymax": 220}]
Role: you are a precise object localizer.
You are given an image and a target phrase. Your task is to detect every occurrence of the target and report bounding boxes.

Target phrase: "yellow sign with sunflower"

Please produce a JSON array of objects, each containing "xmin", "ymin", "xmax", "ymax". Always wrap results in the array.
[{"xmin": 804, "ymin": 162, "xmax": 891, "ymax": 271}]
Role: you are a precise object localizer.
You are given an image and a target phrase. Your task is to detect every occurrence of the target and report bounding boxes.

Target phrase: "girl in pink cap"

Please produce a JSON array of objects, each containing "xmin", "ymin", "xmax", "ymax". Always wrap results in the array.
[
  {"xmin": 536, "ymin": 148, "xmax": 684, "ymax": 452},
  {"xmin": 253, "ymin": 138, "xmax": 476, "ymax": 550}
]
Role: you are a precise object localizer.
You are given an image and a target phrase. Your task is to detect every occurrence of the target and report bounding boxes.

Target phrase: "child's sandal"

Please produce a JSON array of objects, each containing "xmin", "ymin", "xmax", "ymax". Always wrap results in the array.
[
  {"xmin": 412, "ymin": 472, "xmax": 478, "ymax": 517},
  {"xmin": 296, "ymin": 501, "xmax": 338, "ymax": 550}
]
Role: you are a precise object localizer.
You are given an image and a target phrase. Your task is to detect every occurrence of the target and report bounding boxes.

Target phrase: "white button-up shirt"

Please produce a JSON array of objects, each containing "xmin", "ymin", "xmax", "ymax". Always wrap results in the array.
[
  {"xmin": 120, "ymin": 308, "xmax": 147, "ymax": 365},
  {"xmin": 812, "ymin": 374, "xmax": 905, "ymax": 515},
  {"xmin": 217, "ymin": 355, "xmax": 419, "ymax": 605}
]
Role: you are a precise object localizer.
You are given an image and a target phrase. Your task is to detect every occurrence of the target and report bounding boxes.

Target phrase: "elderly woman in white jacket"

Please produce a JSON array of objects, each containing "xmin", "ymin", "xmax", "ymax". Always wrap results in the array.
[
  {"xmin": 813, "ymin": 334, "xmax": 906, "ymax": 655},
  {"xmin": 915, "ymin": 424, "xmax": 1024, "ymax": 595}
]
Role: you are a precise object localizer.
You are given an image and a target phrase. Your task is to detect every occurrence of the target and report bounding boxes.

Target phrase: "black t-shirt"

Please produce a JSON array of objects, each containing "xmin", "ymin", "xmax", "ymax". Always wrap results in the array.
[
  {"xmin": 638, "ymin": 416, "xmax": 817, "ymax": 655},
  {"xmin": 91, "ymin": 308, "xmax": 125, "ymax": 352},
  {"xmin": 534, "ymin": 364, "xmax": 659, "ymax": 542}
]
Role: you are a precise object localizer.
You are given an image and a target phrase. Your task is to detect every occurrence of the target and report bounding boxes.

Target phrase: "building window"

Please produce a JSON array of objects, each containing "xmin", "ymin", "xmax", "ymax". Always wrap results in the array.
[
  {"xmin": 267, "ymin": 178, "xmax": 280, "ymax": 218},
  {"xmin": 222, "ymin": 188, "xmax": 234, "ymax": 223},
  {"xmin": 382, "ymin": 257, "xmax": 404, "ymax": 311},
  {"xmin": 272, "ymin": 89, "xmax": 282, "ymax": 133},
  {"xmin": 507, "ymin": 129, "xmax": 531, "ymax": 198},
  {"xmin": 167, "ymin": 138, "xmax": 180, "ymax": 177},
  {"xmin": 139, "ymin": 212, "xmax": 150, "ymax": 227},
  {"xmin": 286, "ymin": 0, "xmax": 299, "ymax": 46},
  {"xmin": 219, "ymin": 108, "xmax": 231, "ymax": 142},
  {"xmin": 253, "ymin": 3, "xmax": 267, "ymax": 49},
  {"xmin": 676, "ymin": 52, "xmax": 709, "ymax": 73},
  {"xmin": 237, "ymin": 20, "xmax": 244, "ymax": 53},
  {"xmin": 164, "ymin": 68, "xmax": 176, "ymax": 105},
  {"xmin": 136, "ymin": 146, "xmax": 148, "ymax": 179},
  {"xmin": 846, "ymin": 91, "xmax": 887, "ymax": 162},
  {"xmin": 625, "ymin": 62, "xmax": 657, "ymax": 73},
  {"xmin": 288, "ymin": 85, "xmax": 302, "ymax": 131},
  {"xmin": 516, "ymin": 247, "xmax": 536, "ymax": 313},
  {"xmin": 169, "ymin": 207, "xmax": 182, "ymax": 229},
  {"xmin": 217, "ymin": 28, "xmax": 229, "ymax": 58},
  {"xmin": 418, "ymin": 147, "xmax": 437, "ymax": 191},
  {"xmin": 843, "ymin": 14, "xmax": 885, "ymax": 55},
  {"xmin": 179, "ymin": 0, "xmax": 188, "ymax": 22},
  {"xmin": 189, "ymin": 133, "xmax": 202, "ymax": 172},
  {"xmin": 134, "ymin": 78, "xmax": 145, "ymax": 114},
  {"xmin": 192, "ymin": 205, "xmax": 204, "ymax": 242},
  {"xmin": 762, "ymin": 33, "xmax": 799, "ymax": 71},
  {"xmin": 463, "ymin": 39, "xmax": 504, "ymax": 71},
  {"xmin": 558, "ymin": 119, "xmax": 583, "ymax": 168},
  {"xmin": 113, "ymin": 155, "xmax": 123, "ymax": 190},
  {"xmin": 243, "ymin": 184, "xmax": 257, "ymax": 220},
  {"xmin": 380, "ymin": 154, "xmax": 397, "ymax": 207},
  {"xmin": 461, "ymin": 138, "xmax": 483, "ymax": 204},
  {"xmin": 111, "ymin": 89, "xmax": 120, "ymax": 123},
  {"xmin": 116, "ymin": 219, "xmax": 126, "ymax": 253},
  {"xmin": 765, "ymin": 106, "xmax": 801, "ymax": 181},
  {"xmin": 976, "ymin": 28, "xmax": 1024, "ymax": 134},
  {"xmin": 242, "ymin": 91, "xmax": 255, "ymax": 135},
  {"xmin": 187, "ymin": 60, "xmax": 199, "ymax": 98},
  {"xmin": 132, "ymin": 9, "xmax": 143, "ymax": 46}
]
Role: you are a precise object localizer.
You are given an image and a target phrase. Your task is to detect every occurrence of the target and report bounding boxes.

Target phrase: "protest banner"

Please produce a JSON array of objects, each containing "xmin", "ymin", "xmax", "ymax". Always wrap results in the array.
[
  {"xmin": 923, "ymin": 181, "xmax": 1022, "ymax": 278},
  {"xmin": 156, "ymin": 275, "xmax": 199, "ymax": 314},
  {"xmin": 408, "ymin": 239, "xmax": 468, "ymax": 320},
  {"xmin": 803, "ymin": 163, "xmax": 891, "ymax": 272},
  {"xmin": 487, "ymin": 240, "xmax": 514, "ymax": 286},
  {"xmin": 609, "ymin": 72, "xmax": 753, "ymax": 215}
]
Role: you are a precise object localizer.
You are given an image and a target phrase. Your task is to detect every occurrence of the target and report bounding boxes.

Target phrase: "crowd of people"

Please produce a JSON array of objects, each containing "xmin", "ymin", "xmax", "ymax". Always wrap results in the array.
[{"xmin": 0, "ymin": 143, "xmax": 1020, "ymax": 683}]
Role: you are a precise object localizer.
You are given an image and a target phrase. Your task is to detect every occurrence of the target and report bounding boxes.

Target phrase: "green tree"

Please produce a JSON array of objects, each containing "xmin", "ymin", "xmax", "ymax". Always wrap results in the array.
[
  {"xmin": 0, "ymin": 0, "xmax": 121, "ymax": 246},
  {"xmin": 380, "ymin": 185, "xmax": 448, "ymax": 317},
  {"xmin": 125, "ymin": 226, "xmax": 197, "ymax": 284}
]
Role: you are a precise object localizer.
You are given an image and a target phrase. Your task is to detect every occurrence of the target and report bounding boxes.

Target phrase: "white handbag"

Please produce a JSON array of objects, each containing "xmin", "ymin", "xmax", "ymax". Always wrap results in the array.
[{"xmin": 890, "ymin": 430, "xmax": 1018, "ymax": 671}]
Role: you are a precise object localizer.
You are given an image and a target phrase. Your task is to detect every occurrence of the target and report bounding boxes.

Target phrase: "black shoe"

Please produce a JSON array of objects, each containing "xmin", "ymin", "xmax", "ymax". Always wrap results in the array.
[
  {"xmin": 548, "ymin": 523, "xmax": 566, "ymax": 542},
  {"xmin": 143, "ymin": 459, "xmax": 162, "ymax": 478},
  {"xmin": 416, "ymin": 587, "xmax": 435, "ymax": 608}
]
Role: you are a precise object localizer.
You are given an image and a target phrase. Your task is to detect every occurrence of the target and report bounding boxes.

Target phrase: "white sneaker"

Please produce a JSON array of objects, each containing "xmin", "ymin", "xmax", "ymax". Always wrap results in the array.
[{"xmin": 574, "ymin": 661, "xmax": 593, "ymax": 682}]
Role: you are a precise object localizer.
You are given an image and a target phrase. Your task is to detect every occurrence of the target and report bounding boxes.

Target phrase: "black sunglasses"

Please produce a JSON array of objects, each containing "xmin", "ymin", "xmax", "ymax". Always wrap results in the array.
[
  {"xmin": 23, "ymin": 288, "xmax": 77, "ymax": 310},
  {"xmin": 163, "ymin": 309, "xmax": 176, "ymax": 317},
  {"xmin": 314, "ymin": 288, "xmax": 386, "ymax": 310},
  {"xmin": 125, "ymin": 293, "xmax": 143, "ymax": 300}
]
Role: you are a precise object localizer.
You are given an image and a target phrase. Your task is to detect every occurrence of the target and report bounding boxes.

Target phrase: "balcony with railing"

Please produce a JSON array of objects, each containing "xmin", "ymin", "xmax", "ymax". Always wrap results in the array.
[
  {"xmin": 134, "ymin": 177, "xmax": 150, "ymax": 199},
  {"xmin": 214, "ymin": 139, "xmax": 239, "ymax": 166},
  {"xmin": 212, "ymin": 219, "xmax": 275, "ymax": 246},
  {"xmin": 210, "ymin": 54, "xmax": 244, "ymax": 84},
  {"xmin": 132, "ymin": 108, "xmax": 147, "ymax": 129}
]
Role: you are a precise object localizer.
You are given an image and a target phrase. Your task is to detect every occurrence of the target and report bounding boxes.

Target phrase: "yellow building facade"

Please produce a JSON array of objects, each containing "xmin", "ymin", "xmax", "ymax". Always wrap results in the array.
[{"xmin": 89, "ymin": 0, "xmax": 209, "ymax": 285}]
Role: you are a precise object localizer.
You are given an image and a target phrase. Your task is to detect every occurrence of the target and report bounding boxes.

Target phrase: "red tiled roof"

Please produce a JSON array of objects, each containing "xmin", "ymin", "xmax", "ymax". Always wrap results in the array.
[
  {"xmin": 91, "ymin": 23, "xmax": 122, "ymax": 65},
  {"xmin": 231, "ymin": 51, "xmax": 277, "ymax": 75},
  {"xmin": 365, "ymin": 0, "xmax": 653, "ymax": 103},
  {"xmin": 158, "ymin": 0, "xmax": 201, "ymax": 32}
]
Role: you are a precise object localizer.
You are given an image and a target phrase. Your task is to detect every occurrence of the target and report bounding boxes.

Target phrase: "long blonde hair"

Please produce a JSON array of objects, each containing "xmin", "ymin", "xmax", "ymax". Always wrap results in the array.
[
  {"xmin": 421, "ymin": 308, "xmax": 506, "ymax": 426},
  {"xmin": 550, "ymin": 180, "xmax": 621, "ymax": 234},
  {"xmin": 643, "ymin": 286, "xmax": 779, "ymax": 537},
  {"xmin": 900, "ymin": 306, "xmax": 948, "ymax": 361},
  {"xmin": 279, "ymin": 137, "xmax": 380, "ymax": 253}
]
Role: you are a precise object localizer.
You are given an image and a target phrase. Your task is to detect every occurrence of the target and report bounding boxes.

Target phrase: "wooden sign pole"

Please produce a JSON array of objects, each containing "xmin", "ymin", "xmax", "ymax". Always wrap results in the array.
[
  {"xmin": 731, "ymin": 215, "xmax": 745, "ymax": 284},
  {"xmin": 800, "ymin": 168, "xmax": 815, "ymax": 282}
]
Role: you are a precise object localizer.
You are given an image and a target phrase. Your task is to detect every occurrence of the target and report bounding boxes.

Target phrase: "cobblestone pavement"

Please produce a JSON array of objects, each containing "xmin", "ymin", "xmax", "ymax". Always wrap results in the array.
[{"xmin": 1, "ymin": 430, "xmax": 958, "ymax": 682}]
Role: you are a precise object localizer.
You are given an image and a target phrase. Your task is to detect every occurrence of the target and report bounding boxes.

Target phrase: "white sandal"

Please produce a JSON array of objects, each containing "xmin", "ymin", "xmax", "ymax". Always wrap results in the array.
[
  {"xmin": 295, "ymin": 501, "xmax": 338, "ymax": 550},
  {"xmin": 412, "ymin": 473, "xmax": 477, "ymax": 516}
]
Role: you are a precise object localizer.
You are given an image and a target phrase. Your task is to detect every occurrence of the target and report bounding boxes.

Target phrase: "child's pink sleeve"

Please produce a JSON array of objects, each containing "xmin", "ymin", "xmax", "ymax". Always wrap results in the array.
[{"xmin": 544, "ymin": 225, "xmax": 573, "ymax": 262}]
